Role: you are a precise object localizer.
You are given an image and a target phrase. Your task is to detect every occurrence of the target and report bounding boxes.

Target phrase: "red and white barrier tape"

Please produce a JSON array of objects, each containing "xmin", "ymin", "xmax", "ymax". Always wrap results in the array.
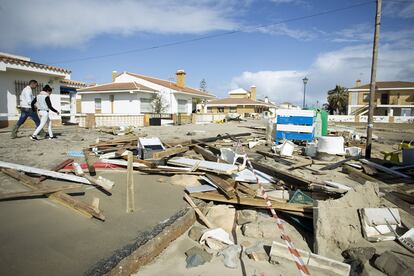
[{"xmin": 234, "ymin": 139, "xmax": 310, "ymax": 275}]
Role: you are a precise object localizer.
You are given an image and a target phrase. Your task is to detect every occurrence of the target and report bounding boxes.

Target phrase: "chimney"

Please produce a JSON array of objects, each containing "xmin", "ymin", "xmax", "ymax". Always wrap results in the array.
[
  {"xmin": 355, "ymin": 79, "xmax": 361, "ymax": 87},
  {"xmin": 264, "ymin": 96, "xmax": 269, "ymax": 103},
  {"xmin": 250, "ymin": 85, "xmax": 256, "ymax": 100},
  {"xmin": 176, "ymin": 69, "xmax": 186, "ymax": 88},
  {"xmin": 112, "ymin": 71, "xmax": 118, "ymax": 82}
]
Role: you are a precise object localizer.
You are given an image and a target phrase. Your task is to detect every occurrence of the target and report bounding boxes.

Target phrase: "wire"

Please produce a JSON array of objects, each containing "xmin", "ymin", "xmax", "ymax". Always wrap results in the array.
[{"xmin": 49, "ymin": 1, "xmax": 376, "ymax": 65}]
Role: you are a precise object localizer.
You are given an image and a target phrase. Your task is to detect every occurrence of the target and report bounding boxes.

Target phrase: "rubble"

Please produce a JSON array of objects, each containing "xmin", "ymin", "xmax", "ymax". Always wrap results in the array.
[{"xmin": 2, "ymin": 118, "xmax": 414, "ymax": 276}]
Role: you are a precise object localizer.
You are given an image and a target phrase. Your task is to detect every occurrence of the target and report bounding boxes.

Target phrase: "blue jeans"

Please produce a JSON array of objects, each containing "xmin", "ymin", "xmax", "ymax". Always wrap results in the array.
[{"xmin": 16, "ymin": 108, "xmax": 40, "ymax": 128}]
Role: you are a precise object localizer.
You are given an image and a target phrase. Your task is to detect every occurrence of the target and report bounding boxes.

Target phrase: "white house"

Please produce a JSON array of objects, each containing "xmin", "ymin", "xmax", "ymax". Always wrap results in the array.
[
  {"xmin": 77, "ymin": 70, "xmax": 215, "ymax": 115},
  {"xmin": 0, "ymin": 52, "xmax": 81, "ymax": 128}
]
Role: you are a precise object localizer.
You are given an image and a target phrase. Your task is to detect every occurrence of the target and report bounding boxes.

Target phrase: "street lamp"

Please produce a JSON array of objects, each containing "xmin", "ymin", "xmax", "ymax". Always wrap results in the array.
[{"xmin": 302, "ymin": 77, "xmax": 308, "ymax": 109}]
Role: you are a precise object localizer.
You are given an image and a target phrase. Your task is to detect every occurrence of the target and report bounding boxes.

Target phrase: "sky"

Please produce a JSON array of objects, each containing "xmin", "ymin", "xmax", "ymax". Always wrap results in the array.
[{"xmin": 1, "ymin": 0, "xmax": 413, "ymax": 106}]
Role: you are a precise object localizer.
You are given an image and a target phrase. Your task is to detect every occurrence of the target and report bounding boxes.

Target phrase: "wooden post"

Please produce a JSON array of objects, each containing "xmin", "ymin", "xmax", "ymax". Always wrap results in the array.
[
  {"xmin": 83, "ymin": 149, "xmax": 96, "ymax": 176},
  {"xmin": 126, "ymin": 151, "xmax": 135, "ymax": 213},
  {"xmin": 366, "ymin": 0, "xmax": 382, "ymax": 159}
]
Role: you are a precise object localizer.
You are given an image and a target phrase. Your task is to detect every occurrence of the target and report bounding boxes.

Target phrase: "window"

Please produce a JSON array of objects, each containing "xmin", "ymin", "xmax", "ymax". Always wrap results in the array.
[
  {"xmin": 94, "ymin": 98, "xmax": 102, "ymax": 114},
  {"xmin": 140, "ymin": 98, "xmax": 153, "ymax": 113},
  {"xmin": 218, "ymin": 107, "xmax": 224, "ymax": 113},
  {"xmin": 230, "ymin": 107, "xmax": 237, "ymax": 113},
  {"xmin": 363, "ymin": 93, "xmax": 370, "ymax": 102},
  {"xmin": 178, "ymin": 99, "xmax": 188, "ymax": 113},
  {"xmin": 109, "ymin": 95, "xmax": 114, "ymax": 113}
]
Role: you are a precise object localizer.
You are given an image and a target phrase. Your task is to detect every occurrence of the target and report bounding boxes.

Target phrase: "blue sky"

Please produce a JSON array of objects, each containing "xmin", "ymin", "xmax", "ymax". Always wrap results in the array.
[{"xmin": 1, "ymin": 0, "xmax": 413, "ymax": 105}]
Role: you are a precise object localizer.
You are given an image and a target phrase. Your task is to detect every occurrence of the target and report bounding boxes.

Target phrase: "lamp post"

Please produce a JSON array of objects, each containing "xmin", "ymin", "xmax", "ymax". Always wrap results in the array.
[{"xmin": 302, "ymin": 77, "xmax": 308, "ymax": 109}]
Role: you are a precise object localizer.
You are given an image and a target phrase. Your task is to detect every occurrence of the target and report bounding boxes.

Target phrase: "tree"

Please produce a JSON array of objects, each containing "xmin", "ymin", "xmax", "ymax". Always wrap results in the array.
[
  {"xmin": 199, "ymin": 79, "xmax": 207, "ymax": 92},
  {"xmin": 326, "ymin": 85, "xmax": 348, "ymax": 115},
  {"xmin": 151, "ymin": 92, "xmax": 168, "ymax": 114}
]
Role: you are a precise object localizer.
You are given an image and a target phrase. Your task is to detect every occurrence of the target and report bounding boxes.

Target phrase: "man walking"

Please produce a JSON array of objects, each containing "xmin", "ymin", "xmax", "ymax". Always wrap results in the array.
[{"xmin": 11, "ymin": 80, "xmax": 42, "ymax": 138}]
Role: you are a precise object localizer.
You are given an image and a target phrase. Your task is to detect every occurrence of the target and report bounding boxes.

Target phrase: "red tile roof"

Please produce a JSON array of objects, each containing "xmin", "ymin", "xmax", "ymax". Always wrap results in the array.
[
  {"xmin": 0, "ymin": 54, "xmax": 70, "ymax": 74},
  {"xmin": 126, "ymin": 72, "xmax": 215, "ymax": 98},
  {"xmin": 207, "ymin": 97, "xmax": 275, "ymax": 107},
  {"xmin": 77, "ymin": 82, "xmax": 156, "ymax": 92}
]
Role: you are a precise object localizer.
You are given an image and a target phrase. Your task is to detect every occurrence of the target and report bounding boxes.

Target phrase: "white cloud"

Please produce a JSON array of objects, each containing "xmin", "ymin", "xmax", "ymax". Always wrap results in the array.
[
  {"xmin": 254, "ymin": 23, "xmax": 317, "ymax": 41},
  {"xmin": 231, "ymin": 30, "xmax": 414, "ymax": 105},
  {"xmin": 270, "ymin": 0, "xmax": 304, "ymax": 5},
  {"xmin": 0, "ymin": 0, "xmax": 238, "ymax": 49},
  {"xmin": 383, "ymin": 1, "xmax": 414, "ymax": 19}
]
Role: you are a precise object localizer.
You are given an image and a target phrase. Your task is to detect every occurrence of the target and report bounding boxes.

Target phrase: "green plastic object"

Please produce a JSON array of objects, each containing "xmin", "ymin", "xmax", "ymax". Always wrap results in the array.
[
  {"xmin": 320, "ymin": 110, "xmax": 328, "ymax": 136},
  {"xmin": 289, "ymin": 190, "xmax": 314, "ymax": 205}
]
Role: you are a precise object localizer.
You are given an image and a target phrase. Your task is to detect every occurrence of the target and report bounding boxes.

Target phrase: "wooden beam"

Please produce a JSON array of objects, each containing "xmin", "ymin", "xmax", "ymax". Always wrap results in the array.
[
  {"xmin": 152, "ymin": 146, "xmax": 189, "ymax": 160},
  {"xmin": 190, "ymin": 191, "xmax": 312, "ymax": 214},
  {"xmin": 191, "ymin": 132, "xmax": 251, "ymax": 144},
  {"xmin": 1, "ymin": 168, "xmax": 105, "ymax": 220},
  {"xmin": 184, "ymin": 193, "xmax": 214, "ymax": 228},
  {"xmin": 83, "ymin": 149, "xmax": 96, "ymax": 176},
  {"xmin": 250, "ymin": 161, "xmax": 311, "ymax": 189},
  {"xmin": 342, "ymin": 164, "xmax": 381, "ymax": 184},
  {"xmin": 320, "ymin": 157, "xmax": 358, "ymax": 171},
  {"xmin": 126, "ymin": 151, "xmax": 135, "ymax": 213},
  {"xmin": 360, "ymin": 159, "xmax": 410, "ymax": 178},
  {"xmin": 192, "ymin": 145, "xmax": 219, "ymax": 162},
  {"xmin": 0, "ymin": 160, "xmax": 91, "ymax": 184},
  {"xmin": 205, "ymin": 173, "xmax": 236, "ymax": 199},
  {"xmin": 0, "ymin": 184, "xmax": 82, "ymax": 200},
  {"xmin": 37, "ymin": 159, "xmax": 74, "ymax": 183}
]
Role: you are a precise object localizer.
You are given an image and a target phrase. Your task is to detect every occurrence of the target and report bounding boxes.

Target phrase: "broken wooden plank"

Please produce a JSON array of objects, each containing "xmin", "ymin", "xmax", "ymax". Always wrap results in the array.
[
  {"xmin": 1, "ymin": 168, "xmax": 105, "ymax": 220},
  {"xmin": 72, "ymin": 162, "xmax": 114, "ymax": 193},
  {"xmin": 120, "ymin": 155, "xmax": 157, "ymax": 168},
  {"xmin": 190, "ymin": 191, "xmax": 312, "ymax": 214},
  {"xmin": 83, "ymin": 149, "xmax": 96, "ymax": 176},
  {"xmin": 341, "ymin": 164, "xmax": 380, "ymax": 184},
  {"xmin": 250, "ymin": 161, "xmax": 311, "ymax": 189},
  {"xmin": 320, "ymin": 156, "xmax": 358, "ymax": 171},
  {"xmin": 360, "ymin": 159, "xmax": 410, "ymax": 178},
  {"xmin": 152, "ymin": 146, "xmax": 189, "ymax": 160},
  {"xmin": 126, "ymin": 151, "xmax": 135, "ymax": 213},
  {"xmin": 37, "ymin": 159, "xmax": 74, "ymax": 183},
  {"xmin": 0, "ymin": 160, "xmax": 91, "ymax": 184},
  {"xmin": 192, "ymin": 145, "xmax": 220, "ymax": 162},
  {"xmin": 191, "ymin": 132, "xmax": 251, "ymax": 144},
  {"xmin": 168, "ymin": 157, "xmax": 240, "ymax": 175},
  {"xmin": 288, "ymin": 159, "xmax": 313, "ymax": 170},
  {"xmin": 205, "ymin": 173, "xmax": 236, "ymax": 199},
  {"xmin": 184, "ymin": 193, "xmax": 214, "ymax": 228},
  {"xmin": 0, "ymin": 184, "xmax": 82, "ymax": 200}
]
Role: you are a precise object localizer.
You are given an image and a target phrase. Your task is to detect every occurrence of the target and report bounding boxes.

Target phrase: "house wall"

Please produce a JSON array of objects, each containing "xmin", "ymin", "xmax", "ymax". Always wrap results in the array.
[
  {"xmin": 207, "ymin": 105, "xmax": 256, "ymax": 114},
  {"xmin": 0, "ymin": 69, "xmax": 63, "ymax": 128},
  {"xmin": 80, "ymin": 92, "xmax": 158, "ymax": 115},
  {"xmin": 237, "ymin": 106, "xmax": 255, "ymax": 114},
  {"xmin": 115, "ymin": 73, "xmax": 204, "ymax": 114},
  {"xmin": 354, "ymin": 90, "xmax": 414, "ymax": 105}
]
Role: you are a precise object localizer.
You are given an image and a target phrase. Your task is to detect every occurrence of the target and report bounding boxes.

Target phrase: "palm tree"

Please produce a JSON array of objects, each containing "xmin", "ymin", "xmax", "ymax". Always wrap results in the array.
[{"xmin": 326, "ymin": 85, "xmax": 348, "ymax": 114}]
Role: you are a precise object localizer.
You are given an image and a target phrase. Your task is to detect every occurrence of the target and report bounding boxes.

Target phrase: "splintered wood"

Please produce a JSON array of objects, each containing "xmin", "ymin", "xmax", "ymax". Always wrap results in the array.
[{"xmin": 126, "ymin": 151, "xmax": 135, "ymax": 213}]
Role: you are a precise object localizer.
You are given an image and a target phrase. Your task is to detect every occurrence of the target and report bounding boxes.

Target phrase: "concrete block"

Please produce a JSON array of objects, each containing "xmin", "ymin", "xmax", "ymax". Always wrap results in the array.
[{"xmin": 236, "ymin": 210, "xmax": 257, "ymax": 225}]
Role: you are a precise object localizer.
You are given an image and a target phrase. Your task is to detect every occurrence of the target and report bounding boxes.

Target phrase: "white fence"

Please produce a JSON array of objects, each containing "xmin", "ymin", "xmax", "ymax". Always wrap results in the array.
[
  {"xmin": 76, "ymin": 114, "xmax": 145, "ymax": 127},
  {"xmin": 329, "ymin": 115, "xmax": 414, "ymax": 123},
  {"xmin": 192, "ymin": 113, "xmax": 226, "ymax": 124}
]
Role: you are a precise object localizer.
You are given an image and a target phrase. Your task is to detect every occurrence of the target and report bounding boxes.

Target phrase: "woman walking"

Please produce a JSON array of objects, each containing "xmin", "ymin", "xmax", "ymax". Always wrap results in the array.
[{"xmin": 30, "ymin": 85, "xmax": 60, "ymax": 140}]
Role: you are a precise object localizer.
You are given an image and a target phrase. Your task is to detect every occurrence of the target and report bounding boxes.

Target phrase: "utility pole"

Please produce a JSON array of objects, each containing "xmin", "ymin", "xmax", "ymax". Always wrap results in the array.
[{"xmin": 365, "ymin": 0, "xmax": 382, "ymax": 159}]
